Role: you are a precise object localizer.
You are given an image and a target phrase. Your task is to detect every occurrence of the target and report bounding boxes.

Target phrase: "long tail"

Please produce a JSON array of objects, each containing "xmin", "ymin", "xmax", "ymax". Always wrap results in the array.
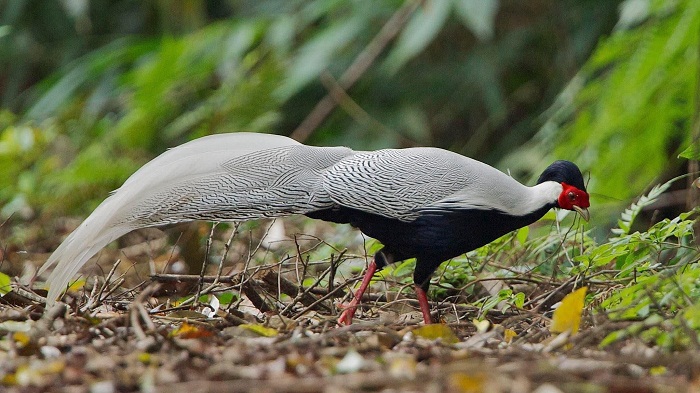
[{"xmin": 40, "ymin": 133, "xmax": 354, "ymax": 307}]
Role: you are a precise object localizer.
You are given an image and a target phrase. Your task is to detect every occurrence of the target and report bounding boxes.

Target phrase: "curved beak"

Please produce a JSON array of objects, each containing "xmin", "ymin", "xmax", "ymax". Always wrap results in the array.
[{"xmin": 573, "ymin": 206, "xmax": 590, "ymax": 222}]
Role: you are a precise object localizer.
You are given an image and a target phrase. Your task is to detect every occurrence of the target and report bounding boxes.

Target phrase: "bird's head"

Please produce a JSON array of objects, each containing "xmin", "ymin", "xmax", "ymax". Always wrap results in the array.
[{"xmin": 537, "ymin": 160, "xmax": 590, "ymax": 221}]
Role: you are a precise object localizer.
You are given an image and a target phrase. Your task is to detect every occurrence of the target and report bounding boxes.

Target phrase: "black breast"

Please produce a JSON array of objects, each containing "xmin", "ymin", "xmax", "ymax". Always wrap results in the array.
[{"xmin": 306, "ymin": 204, "xmax": 553, "ymax": 266}]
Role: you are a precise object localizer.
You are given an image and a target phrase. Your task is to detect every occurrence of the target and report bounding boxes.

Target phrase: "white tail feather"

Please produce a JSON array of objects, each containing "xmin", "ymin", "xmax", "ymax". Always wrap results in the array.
[{"xmin": 40, "ymin": 133, "xmax": 301, "ymax": 307}]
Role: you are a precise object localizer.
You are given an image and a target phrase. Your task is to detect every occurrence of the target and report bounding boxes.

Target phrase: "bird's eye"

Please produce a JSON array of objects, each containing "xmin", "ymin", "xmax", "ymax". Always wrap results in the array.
[{"xmin": 567, "ymin": 191, "xmax": 577, "ymax": 201}]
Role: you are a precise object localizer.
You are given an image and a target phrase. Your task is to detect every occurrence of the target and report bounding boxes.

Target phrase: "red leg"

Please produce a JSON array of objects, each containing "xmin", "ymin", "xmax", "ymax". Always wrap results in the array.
[
  {"xmin": 338, "ymin": 259, "xmax": 377, "ymax": 325},
  {"xmin": 414, "ymin": 285, "xmax": 433, "ymax": 324}
]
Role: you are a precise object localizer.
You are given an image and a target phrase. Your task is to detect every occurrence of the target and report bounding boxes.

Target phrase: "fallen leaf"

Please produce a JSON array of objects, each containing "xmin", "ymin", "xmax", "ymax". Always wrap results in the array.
[
  {"xmin": 504, "ymin": 328, "xmax": 517, "ymax": 343},
  {"xmin": 138, "ymin": 353, "xmax": 153, "ymax": 364},
  {"xmin": 550, "ymin": 287, "xmax": 587, "ymax": 334},
  {"xmin": 473, "ymin": 319, "xmax": 490, "ymax": 333},
  {"xmin": 0, "ymin": 272, "xmax": 11, "ymax": 296},
  {"xmin": 448, "ymin": 372, "xmax": 485, "ymax": 393},
  {"xmin": 13, "ymin": 332, "xmax": 31, "ymax": 347},
  {"xmin": 171, "ymin": 322, "xmax": 214, "ymax": 339},
  {"xmin": 167, "ymin": 310, "xmax": 209, "ymax": 320},
  {"xmin": 650, "ymin": 365, "xmax": 667, "ymax": 376},
  {"xmin": 1, "ymin": 372, "xmax": 16, "ymax": 386},
  {"xmin": 238, "ymin": 324, "xmax": 278, "ymax": 337},
  {"xmin": 413, "ymin": 324, "xmax": 459, "ymax": 344},
  {"xmin": 266, "ymin": 314, "xmax": 296, "ymax": 330}
]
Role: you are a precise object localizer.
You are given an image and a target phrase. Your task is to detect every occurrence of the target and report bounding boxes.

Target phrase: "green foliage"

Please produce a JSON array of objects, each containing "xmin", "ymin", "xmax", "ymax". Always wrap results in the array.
[
  {"xmin": 0, "ymin": 118, "xmax": 52, "ymax": 217},
  {"xmin": 216, "ymin": 292, "xmax": 238, "ymax": 306},
  {"xmin": 383, "ymin": 0, "xmax": 452, "ymax": 74},
  {"xmin": 678, "ymin": 143, "xmax": 700, "ymax": 161},
  {"xmin": 612, "ymin": 176, "xmax": 677, "ymax": 236},
  {"xmin": 0, "ymin": 0, "xmax": 625, "ymax": 219},
  {"xmin": 504, "ymin": 0, "xmax": 700, "ymax": 222},
  {"xmin": 0, "ymin": 20, "xmax": 288, "ymax": 216},
  {"xmin": 476, "ymin": 289, "xmax": 525, "ymax": 317},
  {"xmin": 0, "ymin": 271, "xmax": 11, "ymax": 296},
  {"xmin": 595, "ymin": 211, "xmax": 697, "ymax": 320}
]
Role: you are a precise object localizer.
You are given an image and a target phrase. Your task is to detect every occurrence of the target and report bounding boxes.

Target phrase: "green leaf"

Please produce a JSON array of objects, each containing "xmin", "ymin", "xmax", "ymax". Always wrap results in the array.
[
  {"xmin": 392, "ymin": 259, "xmax": 416, "ymax": 277},
  {"xmin": 513, "ymin": 292, "xmax": 525, "ymax": 308},
  {"xmin": 516, "ymin": 226, "xmax": 529, "ymax": 245},
  {"xmin": 276, "ymin": 16, "xmax": 364, "ymax": 100},
  {"xmin": 614, "ymin": 176, "xmax": 678, "ymax": 236},
  {"xmin": 383, "ymin": 0, "xmax": 452, "ymax": 73},
  {"xmin": 216, "ymin": 292, "xmax": 236, "ymax": 305},
  {"xmin": 679, "ymin": 143, "xmax": 700, "ymax": 160},
  {"xmin": 239, "ymin": 324, "xmax": 278, "ymax": 337},
  {"xmin": 0, "ymin": 272, "xmax": 11, "ymax": 296},
  {"xmin": 0, "ymin": 25, "xmax": 11, "ymax": 39},
  {"xmin": 453, "ymin": 0, "xmax": 499, "ymax": 41},
  {"xmin": 599, "ymin": 329, "xmax": 628, "ymax": 348}
]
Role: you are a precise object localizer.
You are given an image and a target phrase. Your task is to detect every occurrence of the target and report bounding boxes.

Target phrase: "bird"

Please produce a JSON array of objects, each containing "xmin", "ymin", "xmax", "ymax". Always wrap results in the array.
[{"xmin": 39, "ymin": 132, "xmax": 590, "ymax": 324}]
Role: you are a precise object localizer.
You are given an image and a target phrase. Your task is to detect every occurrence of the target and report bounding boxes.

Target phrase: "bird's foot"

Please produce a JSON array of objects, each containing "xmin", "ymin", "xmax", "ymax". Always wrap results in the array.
[
  {"xmin": 337, "ymin": 259, "xmax": 378, "ymax": 326},
  {"xmin": 337, "ymin": 305, "xmax": 357, "ymax": 325}
]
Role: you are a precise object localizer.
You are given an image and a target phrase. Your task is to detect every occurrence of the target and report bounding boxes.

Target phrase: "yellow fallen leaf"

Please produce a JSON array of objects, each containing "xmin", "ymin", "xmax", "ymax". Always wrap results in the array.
[
  {"xmin": 138, "ymin": 353, "xmax": 153, "ymax": 364},
  {"xmin": 550, "ymin": 287, "xmax": 587, "ymax": 334},
  {"xmin": 12, "ymin": 332, "xmax": 40, "ymax": 356},
  {"xmin": 171, "ymin": 322, "xmax": 214, "ymax": 339},
  {"xmin": 45, "ymin": 360, "xmax": 65, "ymax": 375},
  {"xmin": 412, "ymin": 324, "xmax": 459, "ymax": 344},
  {"xmin": 239, "ymin": 324, "xmax": 278, "ymax": 337},
  {"xmin": 449, "ymin": 372, "xmax": 485, "ymax": 393},
  {"xmin": 1, "ymin": 372, "xmax": 17, "ymax": 386},
  {"xmin": 13, "ymin": 332, "xmax": 31, "ymax": 347},
  {"xmin": 650, "ymin": 366, "xmax": 667, "ymax": 376},
  {"xmin": 504, "ymin": 328, "xmax": 517, "ymax": 343}
]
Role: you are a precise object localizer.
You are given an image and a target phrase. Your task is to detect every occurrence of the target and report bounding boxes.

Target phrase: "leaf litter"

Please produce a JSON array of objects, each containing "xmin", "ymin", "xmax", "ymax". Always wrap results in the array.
[{"xmin": 1, "ymin": 217, "xmax": 699, "ymax": 392}]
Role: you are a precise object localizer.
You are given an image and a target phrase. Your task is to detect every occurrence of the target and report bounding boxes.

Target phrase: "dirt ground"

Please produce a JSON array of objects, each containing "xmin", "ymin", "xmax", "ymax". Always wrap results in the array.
[{"xmin": 1, "ymin": 281, "xmax": 699, "ymax": 393}]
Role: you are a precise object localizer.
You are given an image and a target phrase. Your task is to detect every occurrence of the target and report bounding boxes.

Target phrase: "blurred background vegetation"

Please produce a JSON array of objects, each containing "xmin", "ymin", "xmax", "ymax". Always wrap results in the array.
[{"xmin": 0, "ymin": 0, "xmax": 698, "ymax": 243}]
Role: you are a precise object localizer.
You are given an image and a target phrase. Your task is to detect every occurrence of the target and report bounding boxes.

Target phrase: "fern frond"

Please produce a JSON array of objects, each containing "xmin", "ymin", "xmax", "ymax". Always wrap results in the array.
[{"xmin": 612, "ymin": 175, "xmax": 685, "ymax": 236}]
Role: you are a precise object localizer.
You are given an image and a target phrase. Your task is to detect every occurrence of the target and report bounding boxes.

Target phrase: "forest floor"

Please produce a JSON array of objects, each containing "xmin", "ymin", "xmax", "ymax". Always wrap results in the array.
[{"xmin": 1, "ymin": 219, "xmax": 699, "ymax": 393}]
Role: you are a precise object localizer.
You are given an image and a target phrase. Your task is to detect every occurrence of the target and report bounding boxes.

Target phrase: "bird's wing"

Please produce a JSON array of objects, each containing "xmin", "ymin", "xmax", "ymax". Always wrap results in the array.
[{"xmin": 322, "ymin": 147, "xmax": 520, "ymax": 221}]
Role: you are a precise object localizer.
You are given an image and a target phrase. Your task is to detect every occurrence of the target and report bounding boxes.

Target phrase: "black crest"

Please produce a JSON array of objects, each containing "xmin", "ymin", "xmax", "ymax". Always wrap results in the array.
[{"xmin": 536, "ymin": 160, "xmax": 586, "ymax": 191}]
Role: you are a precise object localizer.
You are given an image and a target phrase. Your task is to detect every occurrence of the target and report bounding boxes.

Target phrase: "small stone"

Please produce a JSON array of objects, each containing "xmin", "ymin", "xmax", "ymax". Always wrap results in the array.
[
  {"xmin": 335, "ymin": 350, "xmax": 364, "ymax": 374},
  {"xmin": 90, "ymin": 380, "xmax": 115, "ymax": 393}
]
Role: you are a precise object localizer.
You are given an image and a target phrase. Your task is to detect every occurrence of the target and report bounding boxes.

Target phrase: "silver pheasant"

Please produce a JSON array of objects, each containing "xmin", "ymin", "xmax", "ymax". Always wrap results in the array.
[{"xmin": 40, "ymin": 132, "xmax": 590, "ymax": 324}]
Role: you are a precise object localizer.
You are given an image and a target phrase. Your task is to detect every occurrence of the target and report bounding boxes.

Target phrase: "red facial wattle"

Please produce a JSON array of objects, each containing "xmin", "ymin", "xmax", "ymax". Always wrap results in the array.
[{"xmin": 558, "ymin": 182, "xmax": 590, "ymax": 221}]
